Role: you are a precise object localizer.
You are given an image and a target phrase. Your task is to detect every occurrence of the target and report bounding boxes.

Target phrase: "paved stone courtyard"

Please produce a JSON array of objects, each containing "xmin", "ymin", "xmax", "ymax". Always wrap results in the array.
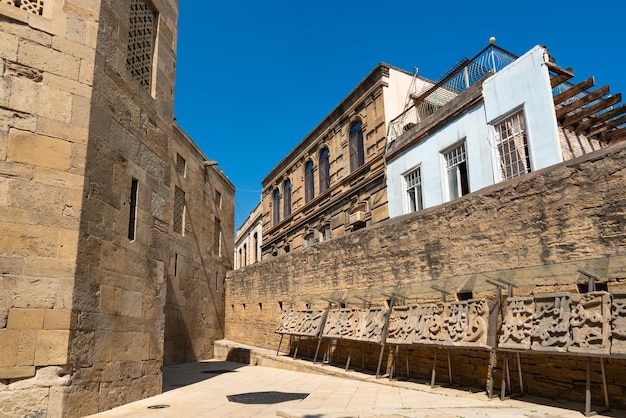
[{"xmin": 87, "ymin": 358, "xmax": 620, "ymax": 418}]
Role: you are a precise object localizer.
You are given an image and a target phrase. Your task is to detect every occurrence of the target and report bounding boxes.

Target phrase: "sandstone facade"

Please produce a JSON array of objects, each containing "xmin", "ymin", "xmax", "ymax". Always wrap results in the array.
[{"xmin": 0, "ymin": 1, "xmax": 233, "ymax": 416}]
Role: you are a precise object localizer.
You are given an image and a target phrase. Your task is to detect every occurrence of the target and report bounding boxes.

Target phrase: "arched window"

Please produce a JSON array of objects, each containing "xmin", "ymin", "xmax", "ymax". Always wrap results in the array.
[
  {"xmin": 272, "ymin": 188, "xmax": 280, "ymax": 224},
  {"xmin": 304, "ymin": 161, "xmax": 315, "ymax": 203},
  {"xmin": 253, "ymin": 232, "xmax": 258, "ymax": 262},
  {"xmin": 283, "ymin": 179, "xmax": 292, "ymax": 218},
  {"xmin": 349, "ymin": 121, "xmax": 364, "ymax": 172},
  {"xmin": 319, "ymin": 148, "xmax": 330, "ymax": 194}
]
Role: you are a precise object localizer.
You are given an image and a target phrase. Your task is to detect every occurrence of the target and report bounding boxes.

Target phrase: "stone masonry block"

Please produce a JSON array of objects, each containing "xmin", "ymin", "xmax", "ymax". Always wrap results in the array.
[
  {"xmin": 34, "ymin": 330, "xmax": 69, "ymax": 366},
  {"xmin": 8, "ymin": 130, "xmax": 73, "ymax": 171},
  {"xmin": 44, "ymin": 309, "xmax": 73, "ymax": 330},
  {"xmin": 17, "ymin": 329, "xmax": 36, "ymax": 365},
  {"xmin": 24, "ymin": 257, "xmax": 76, "ymax": 279},
  {"xmin": 7, "ymin": 308, "xmax": 45, "ymax": 329},
  {"xmin": 0, "ymin": 30, "xmax": 18, "ymax": 61},
  {"xmin": 99, "ymin": 285, "xmax": 120, "ymax": 315},
  {"xmin": 0, "ymin": 329, "xmax": 20, "ymax": 366},
  {"xmin": 8, "ymin": 75, "xmax": 41, "ymax": 114},
  {"xmin": 18, "ymin": 39, "xmax": 80, "ymax": 80},
  {"xmin": 0, "ymin": 365, "xmax": 35, "ymax": 379},
  {"xmin": 39, "ymin": 85, "xmax": 73, "ymax": 123},
  {"xmin": 121, "ymin": 290, "xmax": 143, "ymax": 319}
]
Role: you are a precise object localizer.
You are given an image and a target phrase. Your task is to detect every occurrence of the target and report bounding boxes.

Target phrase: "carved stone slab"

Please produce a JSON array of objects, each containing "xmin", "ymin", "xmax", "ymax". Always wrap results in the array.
[
  {"xmin": 499, "ymin": 296, "xmax": 534, "ymax": 350},
  {"xmin": 463, "ymin": 298, "xmax": 490, "ymax": 347},
  {"xmin": 446, "ymin": 301, "xmax": 469, "ymax": 345},
  {"xmin": 414, "ymin": 302, "xmax": 449, "ymax": 345},
  {"xmin": 352, "ymin": 307, "xmax": 389, "ymax": 343},
  {"xmin": 611, "ymin": 291, "xmax": 626, "ymax": 355},
  {"xmin": 387, "ymin": 304, "xmax": 421, "ymax": 345},
  {"xmin": 322, "ymin": 308, "xmax": 361, "ymax": 339},
  {"xmin": 569, "ymin": 291, "xmax": 611, "ymax": 354},
  {"xmin": 531, "ymin": 293, "xmax": 571, "ymax": 352},
  {"xmin": 275, "ymin": 309, "xmax": 326, "ymax": 337}
]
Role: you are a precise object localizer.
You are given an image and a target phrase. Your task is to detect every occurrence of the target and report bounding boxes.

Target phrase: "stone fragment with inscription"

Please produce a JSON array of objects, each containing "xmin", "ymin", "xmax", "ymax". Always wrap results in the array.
[
  {"xmin": 611, "ymin": 291, "xmax": 626, "ymax": 355},
  {"xmin": 531, "ymin": 293, "xmax": 571, "ymax": 352},
  {"xmin": 569, "ymin": 291, "xmax": 611, "ymax": 354},
  {"xmin": 499, "ymin": 297, "xmax": 534, "ymax": 349},
  {"xmin": 415, "ymin": 302, "xmax": 449, "ymax": 344},
  {"xmin": 387, "ymin": 304, "xmax": 420, "ymax": 345}
]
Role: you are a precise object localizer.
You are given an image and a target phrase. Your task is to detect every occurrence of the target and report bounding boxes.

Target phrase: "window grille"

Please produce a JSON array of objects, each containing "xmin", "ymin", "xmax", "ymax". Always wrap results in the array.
[
  {"xmin": 214, "ymin": 218, "xmax": 222, "ymax": 256},
  {"xmin": 444, "ymin": 143, "xmax": 469, "ymax": 199},
  {"xmin": 405, "ymin": 167, "xmax": 423, "ymax": 213},
  {"xmin": 175, "ymin": 153, "xmax": 185, "ymax": 177},
  {"xmin": 126, "ymin": 0, "xmax": 157, "ymax": 90},
  {"xmin": 3, "ymin": 0, "xmax": 44, "ymax": 15},
  {"xmin": 173, "ymin": 186, "xmax": 185, "ymax": 234},
  {"xmin": 494, "ymin": 111, "xmax": 530, "ymax": 179}
]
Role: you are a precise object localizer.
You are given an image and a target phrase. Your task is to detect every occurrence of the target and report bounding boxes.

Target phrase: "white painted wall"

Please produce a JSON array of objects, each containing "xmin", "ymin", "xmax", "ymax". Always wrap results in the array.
[{"xmin": 386, "ymin": 45, "xmax": 562, "ymax": 218}]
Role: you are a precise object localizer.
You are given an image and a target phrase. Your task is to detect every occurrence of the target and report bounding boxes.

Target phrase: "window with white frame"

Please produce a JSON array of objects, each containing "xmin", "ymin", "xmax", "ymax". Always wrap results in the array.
[
  {"xmin": 305, "ymin": 232, "xmax": 315, "ymax": 247},
  {"xmin": 444, "ymin": 142, "xmax": 469, "ymax": 200},
  {"xmin": 404, "ymin": 167, "xmax": 423, "ymax": 213},
  {"xmin": 494, "ymin": 111, "xmax": 531, "ymax": 180},
  {"xmin": 321, "ymin": 225, "xmax": 331, "ymax": 242}
]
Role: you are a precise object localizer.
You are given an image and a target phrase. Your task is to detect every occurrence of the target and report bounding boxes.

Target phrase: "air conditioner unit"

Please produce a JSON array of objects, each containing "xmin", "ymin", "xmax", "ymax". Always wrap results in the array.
[{"xmin": 349, "ymin": 211, "xmax": 365, "ymax": 224}]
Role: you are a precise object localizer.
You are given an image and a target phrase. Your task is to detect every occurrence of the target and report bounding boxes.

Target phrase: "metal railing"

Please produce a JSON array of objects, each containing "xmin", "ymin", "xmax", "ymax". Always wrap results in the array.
[{"xmin": 388, "ymin": 44, "xmax": 518, "ymax": 143}]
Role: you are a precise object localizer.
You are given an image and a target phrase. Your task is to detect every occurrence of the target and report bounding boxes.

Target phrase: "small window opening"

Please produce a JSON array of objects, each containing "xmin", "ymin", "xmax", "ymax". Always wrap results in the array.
[
  {"xmin": 457, "ymin": 291, "xmax": 473, "ymax": 301},
  {"xmin": 128, "ymin": 178, "xmax": 138, "ymax": 240}
]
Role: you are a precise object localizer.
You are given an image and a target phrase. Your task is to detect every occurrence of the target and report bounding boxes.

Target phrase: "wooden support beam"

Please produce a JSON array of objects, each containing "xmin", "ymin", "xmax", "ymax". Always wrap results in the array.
[
  {"xmin": 554, "ymin": 77, "xmax": 595, "ymax": 105},
  {"xmin": 603, "ymin": 127, "xmax": 626, "ymax": 143},
  {"xmin": 576, "ymin": 103, "xmax": 626, "ymax": 134},
  {"xmin": 561, "ymin": 93, "xmax": 622, "ymax": 128},
  {"xmin": 550, "ymin": 68, "xmax": 574, "ymax": 88},
  {"xmin": 556, "ymin": 85, "xmax": 610, "ymax": 119},
  {"xmin": 588, "ymin": 114, "xmax": 626, "ymax": 137},
  {"xmin": 546, "ymin": 61, "xmax": 574, "ymax": 77}
]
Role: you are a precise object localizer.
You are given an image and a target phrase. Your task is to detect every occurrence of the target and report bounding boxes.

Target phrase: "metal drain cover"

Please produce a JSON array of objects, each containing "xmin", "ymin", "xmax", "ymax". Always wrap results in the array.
[{"xmin": 227, "ymin": 391, "xmax": 309, "ymax": 404}]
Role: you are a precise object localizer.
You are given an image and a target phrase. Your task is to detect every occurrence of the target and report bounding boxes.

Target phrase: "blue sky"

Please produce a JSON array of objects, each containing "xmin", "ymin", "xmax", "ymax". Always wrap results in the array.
[{"xmin": 173, "ymin": 1, "xmax": 626, "ymax": 231}]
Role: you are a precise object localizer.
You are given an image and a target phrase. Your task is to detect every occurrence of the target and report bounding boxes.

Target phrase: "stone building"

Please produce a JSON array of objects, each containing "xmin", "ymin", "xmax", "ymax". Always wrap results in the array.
[
  {"xmin": 0, "ymin": 0, "xmax": 233, "ymax": 417},
  {"xmin": 234, "ymin": 201, "xmax": 262, "ymax": 270},
  {"xmin": 260, "ymin": 63, "xmax": 425, "ymax": 259},
  {"xmin": 385, "ymin": 44, "xmax": 624, "ymax": 217}
]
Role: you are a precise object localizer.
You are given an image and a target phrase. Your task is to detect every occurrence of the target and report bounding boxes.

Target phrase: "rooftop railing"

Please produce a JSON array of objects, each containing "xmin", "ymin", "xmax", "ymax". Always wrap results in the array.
[{"xmin": 388, "ymin": 44, "xmax": 518, "ymax": 143}]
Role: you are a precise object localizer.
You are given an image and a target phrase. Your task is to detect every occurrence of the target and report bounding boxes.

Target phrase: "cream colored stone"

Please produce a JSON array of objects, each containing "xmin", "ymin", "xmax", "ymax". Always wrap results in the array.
[
  {"xmin": 8, "ymin": 75, "xmax": 41, "ymax": 115},
  {"xmin": 34, "ymin": 330, "xmax": 69, "ymax": 366},
  {"xmin": 0, "ymin": 329, "xmax": 19, "ymax": 366},
  {"xmin": 44, "ymin": 309, "xmax": 72, "ymax": 330},
  {"xmin": 0, "ymin": 30, "xmax": 18, "ymax": 61},
  {"xmin": 33, "ymin": 167, "xmax": 85, "ymax": 192},
  {"xmin": 9, "ymin": 366, "xmax": 70, "ymax": 389},
  {"xmin": 58, "ymin": 229, "xmax": 79, "ymax": 259},
  {"xmin": 24, "ymin": 257, "xmax": 76, "ymax": 278},
  {"xmin": 18, "ymin": 39, "xmax": 80, "ymax": 80},
  {"xmin": 7, "ymin": 130, "xmax": 72, "ymax": 171},
  {"xmin": 7, "ymin": 308, "xmax": 45, "ymax": 329},
  {"xmin": 0, "ymin": 18, "xmax": 52, "ymax": 46},
  {"xmin": 0, "ymin": 161, "xmax": 34, "ymax": 180},
  {"xmin": 121, "ymin": 290, "xmax": 143, "ymax": 319},
  {"xmin": 39, "ymin": 85, "xmax": 73, "ymax": 123},
  {"xmin": 99, "ymin": 285, "xmax": 120, "ymax": 315},
  {"xmin": 79, "ymin": 58, "xmax": 94, "ymax": 86},
  {"xmin": 51, "ymin": 35, "xmax": 95, "ymax": 61},
  {"xmin": 37, "ymin": 116, "xmax": 89, "ymax": 145},
  {"xmin": 43, "ymin": 71, "xmax": 92, "ymax": 98},
  {"xmin": 71, "ymin": 93, "xmax": 91, "ymax": 128},
  {"xmin": 0, "ymin": 365, "xmax": 36, "ymax": 379},
  {"xmin": 17, "ymin": 329, "xmax": 36, "ymax": 365}
]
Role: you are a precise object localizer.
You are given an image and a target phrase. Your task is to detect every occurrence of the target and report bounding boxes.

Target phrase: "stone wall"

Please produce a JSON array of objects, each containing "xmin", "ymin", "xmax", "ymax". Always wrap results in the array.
[{"xmin": 225, "ymin": 142, "xmax": 626, "ymax": 408}]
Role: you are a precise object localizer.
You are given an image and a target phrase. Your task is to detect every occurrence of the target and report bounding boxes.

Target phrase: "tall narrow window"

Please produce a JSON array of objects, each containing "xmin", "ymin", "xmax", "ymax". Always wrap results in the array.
[
  {"xmin": 173, "ymin": 186, "xmax": 185, "ymax": 235},
  {"xmin": 253, "ymin": 232, "xmax": 259, "ymax": 262},
  {"xmin": 128, "ymin": 178, "xmax": 139, "ymax": 240},
  {"xmin": 405, "ymin": 167, "xmax": 423, "ymax": 213},
  {"xmin": 319, "ymin": 148, "xmax": 330, "ymax": 193},
  {"xmin": 305, "ymin": 161, "xmax": 315, "ymax": 203},
  {"xmin": 444, "ymin": 143, "xmax": 469, "ymax": 200},
  {"xmin": 283, "ymin": 179, "xmax": 292, "ymax": 218},
  {"xmin": 494, "ymin": 111, "xmax": 531, "ymax": 180},
  {"xmin": 349, "ymin": 121, "xmax": 365, "ymax": 172},
  {"xmin": 127, "ymin": 0, "xmax": 158, "ymax": 90},
  {"xmin": 243, "ymin": 244, "xmax": 247, "ymax": 267},
  {"xmin": 175, "ymin": 153, "xmax": 186, "ymax": 178},
  {"xmin": 214, "ymin": 218, "xmax": 222, "ymax": 256},
  {"xmin": 272, "ymin": 188, "xmax": 281, "ymax": 225}
]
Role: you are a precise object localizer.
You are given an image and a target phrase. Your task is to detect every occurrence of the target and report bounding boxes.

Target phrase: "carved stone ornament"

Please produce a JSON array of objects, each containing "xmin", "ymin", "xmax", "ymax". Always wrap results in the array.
[
  {"xmin": 499, "ymin": 297, "xmax": 534, "ymax": 350},
  {"xmin": 387, "ymin": 304, "xmax": 421, "ymax": 346},
  {"xmin": 322, "ymin": 308, "xmax": 360, "ymax": 339},
  {"xmin": 611, "ymin": 291, "xmax": 626, "ymax": 355},
  {"xmin": 531, "ymin": 293, "xmax": 571, "ymax": 352},
  {"xmin": 446, "ymin": 301, "xmax": 469, "ymax": 345},
  {"xmin": 463, "ymin": 298, "xmax": 490, "ymax": 347},
  {"xmin": 276, "ymin": 309, "xmax": 297, "ymax": 335},
  {"xmin": 275, "ymin": 309, "xmax": 326, "ymax": 337},
  {"xmin": 353, "ymin": 307, "xmax": 389, "ymax": 343},
  {"xmin": 568, "ymin": 291, "xmax": 611, "ymax": 354},
  {"xmin": 414, "ymin": 302, "xmax": 449, "ymax": 345}
]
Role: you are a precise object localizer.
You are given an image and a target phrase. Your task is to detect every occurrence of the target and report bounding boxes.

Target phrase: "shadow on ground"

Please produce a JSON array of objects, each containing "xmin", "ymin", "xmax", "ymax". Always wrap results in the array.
[{"xmin": 162, "ymin": 360, "xmax": 245, "ymax": 392}]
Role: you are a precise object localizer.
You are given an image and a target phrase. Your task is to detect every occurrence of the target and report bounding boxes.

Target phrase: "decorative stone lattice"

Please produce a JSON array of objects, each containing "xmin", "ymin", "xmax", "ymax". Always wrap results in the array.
[
  {"xmin": 499, "ymin": 296, "xmax": 534, "ymax": 349},
  {"xmin": 569, "ymin": 291, "xmax": 611, "ymax": 354},
  {"xmin": 275, "ymin": 309, "xmax": 326, "ymax": 337},
  {"xmin": 531, "ymin": 293, "xmax": 571, "ymax": 352},
  {"xmin": 610, "ymin": 291, "xmax": 626, "ymax": 355},
  {"xmin": 415, "ymin": 302, "xmax": 448, "ymax": 344},
  {"xmin": 3, "ymin": 0, "xmax": 44, "ymax": 15},
  {"xmin": 387, "ymin": 304, "xmax": 420, "ymax": 345},
  {"xmin": 353, "ymin": 307, "xmax": 388, "ymax": 343},
  {"xmin": 127, "ymin": 0, "xmax": 157, "ymax": 89},
  {"xmin": 322, "ymin": 308, "xmax": 360, "ymax": 339}
]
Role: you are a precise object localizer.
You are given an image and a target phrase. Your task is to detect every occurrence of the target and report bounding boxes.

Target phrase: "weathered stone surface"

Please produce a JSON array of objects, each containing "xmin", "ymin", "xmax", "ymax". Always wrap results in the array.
[
  {"xmin": 7, "ymin": 308, "xmax": 45, "ymax": 329},
  {"xmin": 569, "ymin": 291, "xmax": 611, "ymax": 354},
  {"xmin": 34, "ymin": 330, "xmax": 70, "ymax": 366},
  {"xmin": 7, "ymin": 130, "xmax": 73, "ymax": 171},
  {"xmin": 499, "ymin": 296, "xmax": 534, "ymax": 349}
]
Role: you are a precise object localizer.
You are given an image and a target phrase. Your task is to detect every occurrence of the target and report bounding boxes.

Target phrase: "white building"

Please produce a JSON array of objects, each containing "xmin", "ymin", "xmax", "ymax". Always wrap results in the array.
[
  {"xmin": 385, "ymin": 44, "xmax": 620, "ymax": 217},
  {"xmin": 235, "ymin": 202, "xmax": 263, "ymax": 269}
]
